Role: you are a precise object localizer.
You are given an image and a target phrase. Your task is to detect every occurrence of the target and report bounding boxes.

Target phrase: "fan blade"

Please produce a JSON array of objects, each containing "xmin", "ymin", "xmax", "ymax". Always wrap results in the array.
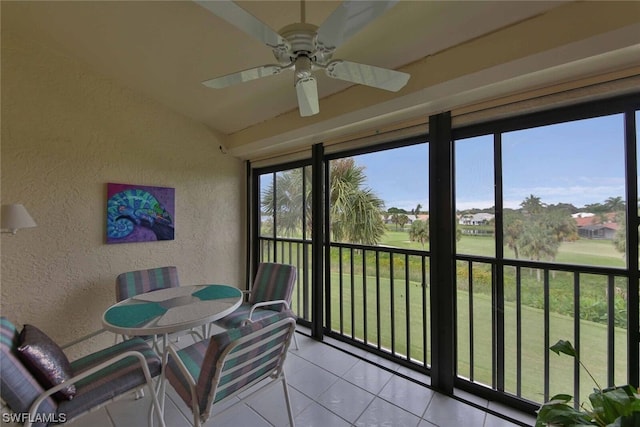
[
  {"xmin": 194, "ymin": 0, "xmax": 287, "ymax": 49},
  {"xmin": 202, "ymin": 65, "xmax": 283, "ymax": 88},
  {"xmin": 325, "ymin": 60, "xmax": 409, "ymax": 92},
  {"xmin": 317, "ymin": 0, "xmax": 398, "ymax": 50},
  {"xmin": 296, "ymin": 77, "xmax": 319, "ymax": 117}
]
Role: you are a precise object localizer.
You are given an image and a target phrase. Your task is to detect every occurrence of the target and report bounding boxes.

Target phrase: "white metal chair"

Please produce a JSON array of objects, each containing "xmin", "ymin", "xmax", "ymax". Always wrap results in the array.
[
  {"xmin": 0, "ymin": 317, "xmax": 165, "ymax": 427},
  {"xmin": 165, "ymin": 311, "xmax": 296, "ymax": 427},
  {"xmin": 214, "ymin": 262, "xmax": 299, "ymax": 348}
]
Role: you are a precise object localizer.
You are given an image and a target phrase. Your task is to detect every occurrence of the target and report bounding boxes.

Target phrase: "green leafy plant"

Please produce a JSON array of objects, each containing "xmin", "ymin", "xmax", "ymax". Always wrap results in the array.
[{"xmin": 536, "ymin": 340, "xmax": 640, "ymax": 426}]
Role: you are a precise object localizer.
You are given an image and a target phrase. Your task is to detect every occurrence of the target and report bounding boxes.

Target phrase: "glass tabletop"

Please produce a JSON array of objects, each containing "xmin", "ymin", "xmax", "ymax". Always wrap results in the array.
[{"xmin": 102, "ymin": 284, "xmax": 242, "ymax": 336}]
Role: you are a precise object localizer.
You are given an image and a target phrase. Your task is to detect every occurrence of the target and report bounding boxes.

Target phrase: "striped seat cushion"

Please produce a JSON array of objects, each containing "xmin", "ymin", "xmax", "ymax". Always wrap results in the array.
[
  {"xmin": 59, "ymin": 338, "xmax": 161, "ymax": 420},
  {"xmin": 167, "ymin": 310, "xmax": 295, "ymax": 420},
  {"xmin": 115, "ymin": 266, "xmax": 179, "ymax": 301},
  {"xmin": 213, "ymin": 303, "xmax": 281, "ymax": 330},
  {"xmin": 1, "ymin": 317, "xmax": 58, "ymax": 427}
]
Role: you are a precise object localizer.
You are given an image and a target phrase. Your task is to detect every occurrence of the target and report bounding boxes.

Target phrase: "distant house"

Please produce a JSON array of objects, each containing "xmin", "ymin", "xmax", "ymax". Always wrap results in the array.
[
  {"xmin": 459, "ymin": 213, "xmax": 494, "ymax": 225},
  {"xmin": 382, "ymin": 213, "xmax": 429, "ymax": 226},
  {"xmin": 573, "ymin": 212, "xmax": 620, "ymax": 239},
  {"xmin": 578, "ymin": 223, "xmax": 619, "ymax": 240}
]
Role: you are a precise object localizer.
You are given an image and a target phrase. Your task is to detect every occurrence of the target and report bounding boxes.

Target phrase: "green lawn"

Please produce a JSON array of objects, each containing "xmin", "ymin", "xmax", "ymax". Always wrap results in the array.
[
  {"xmin": 274, "ymin": 231, "xmax": 631, "ymax": 407},
  {"xmin": 320, "ymin": 271, "xmax": 627, "ymax": 406},
  {"xmin": 382, "ymin": 228, "xmax": 626, "ymax": 268}
]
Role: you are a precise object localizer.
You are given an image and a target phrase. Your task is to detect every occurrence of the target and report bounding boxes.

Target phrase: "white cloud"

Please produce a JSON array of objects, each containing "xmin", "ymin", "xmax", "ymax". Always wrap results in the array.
[{"xmin": 506, "ymin": 183, "xmax": 625, "ymax": 207}]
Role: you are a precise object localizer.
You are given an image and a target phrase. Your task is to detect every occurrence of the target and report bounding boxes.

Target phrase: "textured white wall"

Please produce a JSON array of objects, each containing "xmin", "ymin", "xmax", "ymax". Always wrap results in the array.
[{"xmin": 0, "ymin": 24, "xmax": 245, "ymax": 352}]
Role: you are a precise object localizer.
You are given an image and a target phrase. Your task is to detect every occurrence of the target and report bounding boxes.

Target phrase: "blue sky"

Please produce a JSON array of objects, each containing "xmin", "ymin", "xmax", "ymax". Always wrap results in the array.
[{"xmin": 353, "ymin": 113, "xmax": 634, "ymax": 211}]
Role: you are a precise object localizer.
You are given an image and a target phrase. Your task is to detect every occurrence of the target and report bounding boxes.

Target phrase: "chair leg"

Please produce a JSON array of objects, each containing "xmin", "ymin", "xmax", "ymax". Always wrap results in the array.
[
  {"xmin": 147, "ymin": 382, "xmax": 166, "ymax": 427},
  {"xmin": 281, "ymin": 373, "xmax": 295, "ymax": 427},
  {"xmin": 292, "ymin": 331, "xmax": 299, "ymax": 350}
]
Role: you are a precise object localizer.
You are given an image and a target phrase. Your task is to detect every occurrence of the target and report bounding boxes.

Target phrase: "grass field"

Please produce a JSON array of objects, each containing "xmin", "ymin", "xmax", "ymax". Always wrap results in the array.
[
  {"xmin": 316, "ymin": 271, "xmax": 628, "ymax": 407},
  {"xmin": 382, "ymin": 229, "xmax": 626, "ymax": 268},
  {"xmin": 277, "ymin": 229, "xmax": 632, "ymax": 407}
]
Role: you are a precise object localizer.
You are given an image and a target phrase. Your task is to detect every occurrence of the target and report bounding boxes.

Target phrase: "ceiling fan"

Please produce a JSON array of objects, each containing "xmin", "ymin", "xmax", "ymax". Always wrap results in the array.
[{"xmin": 195, "ymin": 0, "xmax": 410, "ymax": 117}]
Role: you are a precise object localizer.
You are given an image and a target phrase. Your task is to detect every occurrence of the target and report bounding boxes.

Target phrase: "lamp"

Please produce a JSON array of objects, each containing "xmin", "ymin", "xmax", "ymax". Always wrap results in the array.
[{"xmin": 1, "ymin": 204, "xmax": 37, "ymax": 234}]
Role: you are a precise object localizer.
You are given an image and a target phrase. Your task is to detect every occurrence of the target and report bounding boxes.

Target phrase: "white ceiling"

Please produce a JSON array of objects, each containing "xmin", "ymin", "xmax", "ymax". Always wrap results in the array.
[{"xmin": 4, "ymin": 1, "xmax": 640, "ymax": 158}]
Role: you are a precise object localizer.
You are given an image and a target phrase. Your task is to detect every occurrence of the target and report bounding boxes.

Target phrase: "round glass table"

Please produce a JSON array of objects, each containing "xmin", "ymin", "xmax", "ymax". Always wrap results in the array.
[{"xmin": 102, "ymin": 284, "xmax": 243, "ymax": 337}]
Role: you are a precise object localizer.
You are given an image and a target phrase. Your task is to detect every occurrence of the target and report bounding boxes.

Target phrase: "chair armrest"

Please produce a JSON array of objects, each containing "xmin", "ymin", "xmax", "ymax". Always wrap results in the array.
[
  {"xmin": 247, "ymin": 300, "xmax": 290, "ymax": 323},
  {"xmin": 26, "ymin": 350, "xmax": 155, "ymax": 427}
]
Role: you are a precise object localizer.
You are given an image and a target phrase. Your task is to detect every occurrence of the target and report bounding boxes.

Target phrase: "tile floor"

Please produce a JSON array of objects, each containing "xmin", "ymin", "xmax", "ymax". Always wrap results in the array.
[{"xmin": 65, "ymin": 329, "xmax": 537, "ymax": 427}]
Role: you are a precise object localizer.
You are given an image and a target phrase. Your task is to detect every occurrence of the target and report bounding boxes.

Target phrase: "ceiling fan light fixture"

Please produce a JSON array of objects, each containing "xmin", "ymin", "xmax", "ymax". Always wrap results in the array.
[
  {"xmin": 295, "ymin": 77, "xmax": 319, "ymax": 117},
  {"xmin": 294, "ymin": 55, "xmax": 313, "ymax": 80}
]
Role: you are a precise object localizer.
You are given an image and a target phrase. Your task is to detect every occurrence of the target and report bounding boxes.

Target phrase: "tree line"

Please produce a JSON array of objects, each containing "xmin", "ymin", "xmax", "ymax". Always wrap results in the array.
[{"xmin": 261, "ymin": 159, "xmax": 628, "ymax": 261}]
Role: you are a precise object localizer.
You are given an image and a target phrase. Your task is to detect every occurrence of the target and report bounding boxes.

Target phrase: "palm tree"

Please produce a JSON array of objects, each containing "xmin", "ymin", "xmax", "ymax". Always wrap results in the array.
[
  {"xmin": 584, "ymin": 202, "xmax": 606, "ymax": 214},
  {"xmin": 604, "ymin": 196, "xmax": 625, "ymax": 212},
  {"xmin": 519, "ymin": 219, "xmax": 560, "ymax": 281},
  {"xmin": 545, "ymin": 208, "xmax": 578, "ymax": 244},
  {"xmin": 261, "ymin": 168, "xmax": 310, "ymax": 237},
  {"xmin": 409, "ymin": 219, "xmax": 429, "ymax": 249},
  {"xmin": 397, "ymin": 214, "xmax": 409, "ymax": 230},
  {"xmin": 329, "ymin": 158, "xmax": 386, "ymax": 245},
  {"xmin": 521, "ymin": 194, "xmax": 545, "ymax": 215},
  {"xmin": 390, "ymin": 213, "xmax": 400, "ymax": 230},
  {"xmin": 504, "ymin": 210, "xmax": 524, "ymax": 259},
  {"xmin": 261, "ymin": 159, "xmax": 386, "ymax": 245}
]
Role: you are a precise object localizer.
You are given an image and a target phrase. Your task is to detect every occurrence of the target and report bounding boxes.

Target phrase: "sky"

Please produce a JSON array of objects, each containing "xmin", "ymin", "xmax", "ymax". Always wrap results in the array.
[{"xmin": 352, "ymin": 112, "xmax": 637, "ymax": 212}]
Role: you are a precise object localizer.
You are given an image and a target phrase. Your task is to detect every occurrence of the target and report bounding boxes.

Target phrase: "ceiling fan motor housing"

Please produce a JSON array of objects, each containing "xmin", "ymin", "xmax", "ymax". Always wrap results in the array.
[{"xmin": 275, "ymin": 23, "xmax": 332, "ymax": 66}]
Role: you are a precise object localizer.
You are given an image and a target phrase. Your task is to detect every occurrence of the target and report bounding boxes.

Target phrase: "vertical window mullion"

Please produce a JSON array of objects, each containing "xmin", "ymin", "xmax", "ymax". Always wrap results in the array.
[
  {"xmin": 390, "ymin": 252, "xmax": 396, "ymax": 356},
  {"xmin": 607, "ymin": 274, "xmax": 615, "ymax": 387},
  {"xmin": 405, "ymin": 254, "xmax": 411, "ymax": 361},
  {"xmin": 350, "ymin": 248, "xmax": 355, "ymax": 340},
  {"xmin": 339, "ymin": 247, "xmax": 344, "ymax": 335},
  {"xmin": 468, "ymin": 260, "xmax": 474, "ymax": 382},
  {"xmin": 543, "ymin": 268, "xmax": 550, "ymax": 402},
  {"xmin": 494, "ymin": 132, "xmax": 505, "ymax": 392},
  {"xmin": 429, "ymin": 111, "xmax": 455, "ymax": 394},
  {"xmin": 624, "ymin": 109, "xmax": 639, "ymax": 387},
  {"xmin": 516, "ymin": 266, "xmax": 522, "ymax": 397},
  {"xmin": 573, "ymin": 272, "xmax": 581, "ymax": 408},
  {"xmin": 363, "ymin": 249, "xmax": 368, "ymax": 346},
  {"xmin": 272, "ymin": 172, "xmax": 278, "ymax": 263},
  {"xmin": 376, "ymin": 251, "xmax": 382, "ymax": 350},
  {"xmin": 422, "ymin": 255, "xmax": 428, "ymax": 368}
]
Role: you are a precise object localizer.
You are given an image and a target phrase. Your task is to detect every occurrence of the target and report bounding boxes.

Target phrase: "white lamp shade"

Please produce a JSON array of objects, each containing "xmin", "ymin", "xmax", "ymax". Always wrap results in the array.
[{"xmin": 1, "ymin": 204, "xmax": 37, "ymax": 232}]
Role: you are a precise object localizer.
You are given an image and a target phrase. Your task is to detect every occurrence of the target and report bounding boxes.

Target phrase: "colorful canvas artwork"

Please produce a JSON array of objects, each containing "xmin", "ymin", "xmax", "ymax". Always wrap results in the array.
[{"xmin": 106, "ymin": 183, "xmax": 175, "ymax": 244}]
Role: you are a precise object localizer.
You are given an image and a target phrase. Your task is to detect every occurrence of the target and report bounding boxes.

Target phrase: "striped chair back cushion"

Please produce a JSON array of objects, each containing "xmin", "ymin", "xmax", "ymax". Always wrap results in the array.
[
  {"xmin": 0, "ymin": 317, "xmax": 58, "ymax": 426},
  {"xmin": 115, "ymin": 266, "xmax": 179, "ymax": 301},
  {"xmin": 200, "ymin": 311, "xmax": 295, "ymax": 419},
  {"xmin": 248, "ymin": 263, "xmax": 296, "ymax": 307}
]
